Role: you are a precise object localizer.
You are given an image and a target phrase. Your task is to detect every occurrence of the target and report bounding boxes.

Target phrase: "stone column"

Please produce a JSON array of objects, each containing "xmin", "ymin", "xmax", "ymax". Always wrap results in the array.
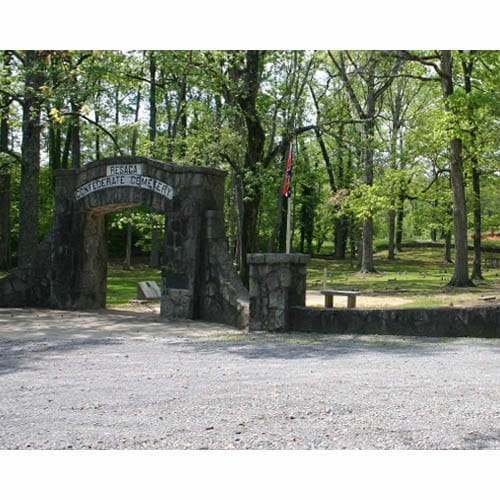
[
  {"xmin": 248, "ymin": 253, "xmax": 310, "ymax": 332},
  {"xmin": 160, "ymin": 194, "xmax": 200, "ymax": 320}
]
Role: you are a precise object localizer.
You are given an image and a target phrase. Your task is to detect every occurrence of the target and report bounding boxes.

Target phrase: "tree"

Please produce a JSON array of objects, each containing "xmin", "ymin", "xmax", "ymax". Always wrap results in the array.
[
  {"xmin": 329, "ymin": 51, "xmax": 401, "ymax": 272},
  {"xmin": 0, "ymin": 52, "xmax": 12, "ymax": 269},
  {"xmin": 439, "ymin": 51, "xmax": 475, "ymax": 287},
  {"xmin": 458, "ymin": 50, "xmax": 500, "ymax": 280},
  {"xmin": 399, "ymin": 50, "xmax": 476, "ymax": 287},
  {"xmin": 18, "ymin": 51, "xmax": 46, "ymax": 266}
]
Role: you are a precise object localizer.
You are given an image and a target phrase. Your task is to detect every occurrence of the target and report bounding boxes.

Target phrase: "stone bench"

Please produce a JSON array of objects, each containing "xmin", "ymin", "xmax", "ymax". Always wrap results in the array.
[
  {"xmin": 485, "ymin": 257, "xmax": 500, "ymax": 269},
  {"xmin": 321, "ymin": 289, "xmax": 360, "ymax": 309}
]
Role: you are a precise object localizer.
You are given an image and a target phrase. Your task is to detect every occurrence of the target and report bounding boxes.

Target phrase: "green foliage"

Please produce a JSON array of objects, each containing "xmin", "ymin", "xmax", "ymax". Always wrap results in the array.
[
  {"xmin": 109, "ymin": 207, "xmax": 164, "ymax": 255},
  {"xmin": 340, "ymin": 181, "xmax": 392, "ymax": 222},
  {"xmin": 2, "ymin": 49, "xmax": 500, "ymax": 273}
]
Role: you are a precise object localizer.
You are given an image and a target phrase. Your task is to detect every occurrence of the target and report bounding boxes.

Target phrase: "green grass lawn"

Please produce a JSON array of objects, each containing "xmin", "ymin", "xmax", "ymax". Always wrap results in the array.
[
  {"xmin": 1, "ymin": 244, "xmax": 499, "ymax": 309},
  {"xmin": 307, "ymin": 245, "xmax": 500, "ymax": 307},
  {"xmin": 106, "ymin": 262, "xmax": 161, "ymax": 307}
]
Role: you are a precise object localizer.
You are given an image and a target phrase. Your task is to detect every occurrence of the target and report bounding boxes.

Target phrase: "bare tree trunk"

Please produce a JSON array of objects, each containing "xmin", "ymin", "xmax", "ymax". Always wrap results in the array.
[
  {"xmin": 359, "ymin": 111, "xmax": 376, "ymax": 273},
  {"xmin": 70, "ymin": 99, "xmax": 81, "ymax": 169},
  {"xmin": 448, "ymin": 138, "xmax": 472, "ymax": 285},
  {"xmin": 18, "ymin": 51, "xmax": 44, "ymax": 267},
  {"xmin": 388, "ymin": 209, "xmax": 396, "ymax": 260},
  {"xmin": 237, "ymin": 50, "xmax": 265, "ymax": 287},
  {"xmin": 334, "ymin": 218, "xmax": 348, "ymax": 259},
  {"xmin": 229, "ymin": 170, "xmax": 239, "ymax": 259},
  {"xmin": 124, "ymin": 214, "xmax": 132, "ymax": 270},
  {"xmin": 267, "ymin": 185, "xmax": 285, "ymax": 252},
  {"xmin": 61, "ymin": 121, "xmax": 71, "ymax": 169},
  {"xmin": 149, "ymin": 51, "xmax": 157, "ymax": 156},
  {"xmin": 0, "ymin": 54, "xmax": 11, "ymax": 269},
  {"xmin": 439, "ymin": 50, "xmax": 474, "ymax": 287},
  {"xmin": 148, "ymin": 53, "xmax": 160, "ymax": 267},
  {"xmin": 95, "ymin": 108, "xmax": 100, "ymax": 160},
  {"xmin": 150, "ymin": 219, "xmax": 160, "ymax": 268},
  {"xmin": 396, "ymin": 199, "xmax": 404, "ymax": 252},
  {"xmin": 471, "ymin": 166, "xmax": 483, "ymax": 280},
  {"xmin": 131, "ymin": 90, "xmax": 141, "ymax": 155},
  {"xmin": 444, "ymin": 230, "xmax": 453, "ymax": 263},
  {"xmin": 462, "ymin": 54, "xmax": 483, "ymax": 281}
]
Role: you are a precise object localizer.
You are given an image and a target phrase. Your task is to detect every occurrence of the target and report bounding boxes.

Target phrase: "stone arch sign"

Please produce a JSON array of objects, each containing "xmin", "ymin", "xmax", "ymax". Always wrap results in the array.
[{"xmin": 0, "ymin": 156, "xmax": 249, "ymax": 328}]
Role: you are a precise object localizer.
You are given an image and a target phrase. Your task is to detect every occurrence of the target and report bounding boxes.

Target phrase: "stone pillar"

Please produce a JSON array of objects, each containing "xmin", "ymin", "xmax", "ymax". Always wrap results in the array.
[
  {"xmin": 248, "ymin": 253, "xmax": 310, "ymax": 332},
  {"xmin": 160, "ymin": 195, "xmax": 201, "ymax": 320}
]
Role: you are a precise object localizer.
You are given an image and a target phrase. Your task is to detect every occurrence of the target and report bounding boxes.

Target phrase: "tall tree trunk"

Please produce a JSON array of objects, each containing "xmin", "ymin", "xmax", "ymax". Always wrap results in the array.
[
  {"xmin": 150, "ymin": 218, "xmax": 160, "ymax": 268},
  {"xmin": 396, "ymin": 198, "xmax": 404, "ymax": 252},
  {"xmin": 131, "ymin": 90, "xmax": 141, "ymax": 155},
  {"xmin": 387, "ymin": 90, "xmax": 402, "ymax": 260},
  {"xmin": 440, "ymin": 50, "xmax": 474, "ymax": 287},
  {"xmin": 267, "ymin": 185, "xmax": 285, "ymax": 252},
  {"xmin": 237, "ymin": 50, "xmax": 265, "ymax": 287},
  {"xmin": 95, "ymin": 108, "xmax": 100, "ymax": 160},
  {"xmin": 359, "ymin": 115, "xmax": 376, "ymax": 273},
  {"xmin": 334, "ymin": 218, "xmax": 348, "ymax": 259},
  {"xmin": 229, "ymin": 170, "xmax": 239, "ymax": 259},
  {"xmin": 18, "ymin": 51, "xmax": 44, "ymax": 267},
  {"xmin": 61, "ymin": 121, "xmax": 71, "ymax": 169},
  {"xmin": 299, "ymin": 184, "xmax": 315, "ymax": 254},
  {"xmin": 448, "ymin": 137, "xmax": 472, "ymax": 285},
  {"xmin": 0, "ymin": 53, "xmax": 11, "ymax": 269},
  {"xmin": 388, "ymin": 209, "xmax": 396, "ymax": 260},
  {"xmin": 123, "ymin": 213, "xmax": 132, "ymax": 270},
  {"xmin": 471, "ymin": 166, "xmax": 483, "ymax": 280},
  {"xmin": 48, "ymin": 118, "xmax": 62, "ymax": 174},
  {"xmin": 462, "ymin": 54, "xmax": 483, "ymax": 281},
  {"xmin": 70, "ymin": 100, "xmax": 81, "ymax": 169},
  {"xmin": 149, "ymin": 51, "xmax": 157, "ymax": 156},
  {"xmin": 148, "ymin": 53, "xmax": 160, "ymax": 266},
  {"xmin": 444, "ymin": 230, "xmax": 453, "ymax": 263}
]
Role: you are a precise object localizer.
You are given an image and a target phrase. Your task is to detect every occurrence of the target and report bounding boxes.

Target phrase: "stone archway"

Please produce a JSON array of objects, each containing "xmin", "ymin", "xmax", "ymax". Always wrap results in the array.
[{"xmin": 0, "ymin": 156, "xmax": 248, "ymax": 328}]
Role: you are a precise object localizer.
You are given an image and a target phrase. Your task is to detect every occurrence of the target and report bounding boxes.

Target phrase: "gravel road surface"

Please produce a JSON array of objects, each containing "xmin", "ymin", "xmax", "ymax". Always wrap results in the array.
[{"xmin": 1, "ymin": 308, "xmax": 499, "ymax": 450}]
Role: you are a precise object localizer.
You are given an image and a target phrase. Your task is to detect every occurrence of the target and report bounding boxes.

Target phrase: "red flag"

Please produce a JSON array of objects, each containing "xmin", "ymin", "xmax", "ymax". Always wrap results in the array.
[{"xmin": 282, "ymin": 145, "xmax": 292, "ymax": 198}]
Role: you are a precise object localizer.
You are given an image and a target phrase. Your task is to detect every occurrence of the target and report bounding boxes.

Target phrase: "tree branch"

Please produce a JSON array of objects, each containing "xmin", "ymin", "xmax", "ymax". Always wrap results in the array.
[
  {"xmin": 328, "ymin": 51, "xmax": 366, "ymax": 119},
  {"xmin": 59, "ymin": 112, "xmax": 124, "ymax": 156}
]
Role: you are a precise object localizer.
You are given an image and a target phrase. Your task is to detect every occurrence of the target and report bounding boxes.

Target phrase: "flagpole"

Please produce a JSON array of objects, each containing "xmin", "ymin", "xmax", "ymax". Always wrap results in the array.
[{"xmin": 286, "ymin": 194, "xmax": 292, "ymax": 254}]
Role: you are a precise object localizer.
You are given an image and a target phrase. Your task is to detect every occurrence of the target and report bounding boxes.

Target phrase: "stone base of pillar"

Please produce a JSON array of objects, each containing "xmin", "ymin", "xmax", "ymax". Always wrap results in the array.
[{"xmin": 160, "ymin": 288, "xmax": 193, "ymax": 319}]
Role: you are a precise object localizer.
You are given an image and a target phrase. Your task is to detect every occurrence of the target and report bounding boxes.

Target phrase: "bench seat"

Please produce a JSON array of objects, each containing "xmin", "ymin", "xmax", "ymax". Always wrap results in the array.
[{"xmin": 321, "ymin": 289, "xmax": 360, "ymax": 308}]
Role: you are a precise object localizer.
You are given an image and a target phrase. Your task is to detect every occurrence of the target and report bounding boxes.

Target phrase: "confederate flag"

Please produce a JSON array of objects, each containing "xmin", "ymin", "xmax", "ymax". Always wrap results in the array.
[{"xmin": 282, "ymin": 145, "xmax": 292, "ymax": 198}]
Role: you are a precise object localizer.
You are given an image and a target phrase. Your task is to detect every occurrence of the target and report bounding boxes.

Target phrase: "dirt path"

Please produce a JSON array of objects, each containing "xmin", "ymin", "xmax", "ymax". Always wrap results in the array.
[{"xmin": 114, "ymin": 289, "xmax": 499, "ymax": 314}]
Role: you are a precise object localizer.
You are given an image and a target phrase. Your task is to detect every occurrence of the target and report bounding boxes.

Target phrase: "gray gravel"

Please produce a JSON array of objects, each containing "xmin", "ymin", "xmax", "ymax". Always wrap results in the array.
[{"xmin": 1, "ymin": 308, "xmax": 499, "ymax": 450}]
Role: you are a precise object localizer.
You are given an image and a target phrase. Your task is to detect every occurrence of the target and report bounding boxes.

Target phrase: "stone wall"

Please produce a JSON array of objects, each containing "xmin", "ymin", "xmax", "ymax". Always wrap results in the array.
[
  {"xmin": 289, "ymin": 305, "xmax": 500, "ymax": 338},
  {"xmin": 197, "ymin": 211, "xmax": 249, "ymax": 329},
  {"xmin": 0, "ymin": 239, "xmax": 52, "ymax": 307},
  {"xmin": 0, "ymin": 156, "xmax": 248, "ymax": 329}
]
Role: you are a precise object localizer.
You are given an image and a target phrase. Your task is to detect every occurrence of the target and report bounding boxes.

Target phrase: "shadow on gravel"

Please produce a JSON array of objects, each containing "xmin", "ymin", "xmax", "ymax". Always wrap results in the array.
[
  {"xmin": 0, "ymin": 337, "xmax": 122, "ymax": 376},
  {"xmin": 182, "ymin": 333, "xmax": 491, "ymax": 361}
]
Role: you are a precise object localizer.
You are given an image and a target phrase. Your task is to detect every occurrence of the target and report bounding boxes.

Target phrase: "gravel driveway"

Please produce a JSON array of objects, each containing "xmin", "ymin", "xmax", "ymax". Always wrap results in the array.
[{"xmin": 1, "ymin": 308, "xmax": 499, "ymax": 450}]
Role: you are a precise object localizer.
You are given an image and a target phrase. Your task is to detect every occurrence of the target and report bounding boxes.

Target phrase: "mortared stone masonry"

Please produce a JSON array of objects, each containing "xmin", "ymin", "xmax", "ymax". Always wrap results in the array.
[{"xmin": 0, "ymin": 156, "xmax": 248, "ymax": 328}]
